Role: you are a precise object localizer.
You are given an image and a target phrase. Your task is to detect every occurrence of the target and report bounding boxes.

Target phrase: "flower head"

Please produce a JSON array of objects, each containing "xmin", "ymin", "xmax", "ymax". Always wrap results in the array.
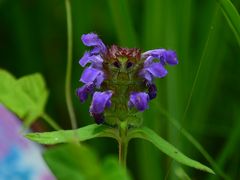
[{"xmin": 77, "ymin": 32, "xmax": 178, "ymax": 126}]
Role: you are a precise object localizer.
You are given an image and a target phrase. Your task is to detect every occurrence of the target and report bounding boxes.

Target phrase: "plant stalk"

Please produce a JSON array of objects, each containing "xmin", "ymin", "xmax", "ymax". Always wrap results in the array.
[
  {"xmin": 118, "ymin": 121, "xmax": 129, "ymax": 167},
  {"xmin": 65, "ymin": 0, "xmax": 77, "ymax": 130}
]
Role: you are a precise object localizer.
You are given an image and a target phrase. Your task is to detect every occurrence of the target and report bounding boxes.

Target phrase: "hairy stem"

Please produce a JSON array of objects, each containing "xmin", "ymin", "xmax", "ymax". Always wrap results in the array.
[
  {"xmin": 118, "ymin": 121, "xmax": 128, "ymax": 167},
  {"xmin": 65, "ymin": 0, "xmax": 77, "ymax": 129}
]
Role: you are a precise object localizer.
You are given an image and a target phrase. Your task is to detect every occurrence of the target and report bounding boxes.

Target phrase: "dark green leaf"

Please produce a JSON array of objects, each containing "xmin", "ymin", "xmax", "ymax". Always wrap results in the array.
[
  {"xmin": 217, "ymin": 0, "xmax": 240, "ymax": 46},
  {"xmin": 128, "ymin": 127, "xmax": 214, "ymax": 174}
]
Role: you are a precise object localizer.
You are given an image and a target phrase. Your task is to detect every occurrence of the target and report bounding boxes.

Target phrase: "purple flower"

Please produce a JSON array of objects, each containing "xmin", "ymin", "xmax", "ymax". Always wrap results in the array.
[
  {"xmin": 128, "ymin": 92, "xmax": 150, "ymax": 112},
  {"xmin": 139, "ymin": 49, "xmax": 178, "ymax": 83},
  {"xmin": 76, "ymin": 82, "xmax": 94, "ymax": 102},
  {"xmin": 139, "ymin": 62, "xmax": 168, "ymax": 82},
  {"xmin": 80, "ymin": 67, "xmax": 104, "ymax": 88},
  {"xmin": 77, "ymin": 32, "xmax": 179, "ymax": 125},
  {"xmin": 142, "ymin": 49, "xmax": 178, "ymax": 65},
  {"xmin": 81, "ymin": 33, "xmax": 107, "ymax": 55},
  {"xmin": 79, "ymin": 53, "xmax": 104, "ymax": 69},
  {"xmin": 90, "ymin": 91, "xmax": 113, "ymax": 115}
]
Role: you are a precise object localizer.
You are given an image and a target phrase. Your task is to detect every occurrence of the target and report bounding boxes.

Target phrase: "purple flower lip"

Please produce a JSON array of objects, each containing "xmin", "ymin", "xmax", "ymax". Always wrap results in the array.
[
  {"xmin": 142, "ymin": 49, "xmax": 178, "ymax": 66},
  {"xmin": 139, "ymin": 49, "xmax": 178, "ymax": 83},
  {"xmin": 76, "ymin": 82, "xmax": 95, "ymax": 103},
  {"xmin": 79, "ymin": 53, "xmax": 104, "ymax": 69},
  {"xmin": 128, "ymin": 92, "xmax": 150, "ymax": 112},
  {"xmin": 90, "ymin": 91, "xmax": 113, "ymax": 115},
  {"xmin": 80, "ymin": 67, "xmax": 105, "ymax": 88},
  {"xmin": 81, "ymin": 33, "xmax": 107, "ymax": 55}
]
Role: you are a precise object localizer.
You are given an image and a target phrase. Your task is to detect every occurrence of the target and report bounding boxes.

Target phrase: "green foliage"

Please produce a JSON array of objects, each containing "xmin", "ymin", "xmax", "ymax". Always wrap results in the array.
[
  {"xmin": 160, "ymin": 107, "xmax": 230, "ymax": 179},
  {"xmin": 26, "ymin": 123, "xmax": 214, "ymax": 174},
  {"xmin": 0, "ymin": 70, "xmax": 48, "ymax": 127},
  {"xmin": 128, "ymin": 127, "xmax": 214, "ymax": 174},
  {"xmin": 44, "ymin": 143, "xmax": 131, "ymax": 180},
  {"xmin": 218, "ymin": 0, "xmax": 240, "ymax": 46},
  {"xmin": 25, "ymin": 124, "xmax": 118, "ymax": 144}
]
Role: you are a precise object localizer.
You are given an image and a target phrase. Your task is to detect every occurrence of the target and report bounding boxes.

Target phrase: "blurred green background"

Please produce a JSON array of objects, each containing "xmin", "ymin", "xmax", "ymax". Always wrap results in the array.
[{"xmin": 0, "ymin": 0, "xmax": 240, "ymax": 179}]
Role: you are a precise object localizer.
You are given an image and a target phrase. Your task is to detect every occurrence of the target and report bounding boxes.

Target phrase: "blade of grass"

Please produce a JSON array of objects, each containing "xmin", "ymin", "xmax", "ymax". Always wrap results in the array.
[
  {"xmin": 159, "ymin": 107, "xmax": 230, "ymax": 180},
  {"xmin": 107, "ymin": 0, "xmax": 138, "ymax": 47},
  {"xmin": 217, "ymin": 0, "xmax": 240, "ymax": 46},
  {"xmin": 138, "ymin": 0, "xmax": 165, "ymax": 179},
  {"xmin": 209, "ymin": 108, "xmax": 240, "ymax": 180}
]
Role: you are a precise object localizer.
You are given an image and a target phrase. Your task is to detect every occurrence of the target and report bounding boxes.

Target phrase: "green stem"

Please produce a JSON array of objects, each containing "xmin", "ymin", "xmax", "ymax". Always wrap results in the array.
[
  {"xmin": 65, "ymin": 0, "xmax": 77, "ymax": 129},
  {"xmin": 41, "ymin": 113, "xmax": 62, "ymax": 131},
  {"xmin": 118, "ymin": 121, "xmax": 128, "ymax": 167}
]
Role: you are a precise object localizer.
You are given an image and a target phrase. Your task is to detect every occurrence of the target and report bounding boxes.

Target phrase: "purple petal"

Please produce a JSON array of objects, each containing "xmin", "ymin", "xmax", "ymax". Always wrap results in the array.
[
  {"xmin": 95, "ymin": 73, "xmax": 105, "ymax": 88},
  {"xmin": 90, "ymin": 91, "xmax": 113, "ymax": 114},
  {"xmin": 79, "ymin": 53, "xmax": 103, "ymax": 68},
  {"xmin": 89, "ymin": 55, "xmax": 104, "ymax": 69},
  {"xmin": 128, "ymin": 92, "xmax": 149, "ymax": 111},
  {"xmin": 142, "ymin": 49, "xmax": 178, "ymax": 66},
  {"xmin": 81, "ymin": 33, "xmax": 107, "ymax": 54},
  {"xmin": 139, "ymin": 63, "xmax": 167, "ymax": 82},
  {"xmin": 80, "ymin": 67, "xmax": 104, "ymax": 86},
  {"xmin": 79, "ymin": 52, "xmax": 91, "ymax": 67},
  {"xmin": 146, "ymin": 63, "xmax": 168, "ymax": 79},
  {"xmin": 142, "ymin": 49, "xmax": 166, "ymax": 60},
  {"xmin": 165, "ymin": 50, "xmax": 178, "ymax": 65},
  {"xmin": 76, "ymin": 82, "xmax": 94, "ymax": 102},
  {"xmin": 139, "ymin": 69, "xmax": 153, "ymax": 82}
]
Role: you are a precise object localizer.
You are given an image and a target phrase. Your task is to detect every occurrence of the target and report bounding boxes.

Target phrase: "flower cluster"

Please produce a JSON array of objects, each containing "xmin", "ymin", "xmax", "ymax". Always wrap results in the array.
[{"xmin": 77, "ymin": 33, "xmax": 178, "ymax": 125}]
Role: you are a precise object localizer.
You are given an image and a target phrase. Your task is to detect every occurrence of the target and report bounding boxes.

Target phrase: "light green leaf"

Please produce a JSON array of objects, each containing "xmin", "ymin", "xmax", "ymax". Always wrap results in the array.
[
  {"xmin": 217, "ymin": 0, "xmax": 240, "ymax": 46},
  {"xmin": 43, "ymin": 143, "xmax": 131, "ymax": 180},
  {"xmin": 16, "ymin": 73, "xmax": 49, "ymax": 127},
  {"xmin": 128, "ymin": 127, "xmax": 214, "ymax": 174},
  {"xmin": 25, "ymin": 124, "xmax": 118, "ymax": 144},
  {"xmin": 0, "ymin": 70, "xmax": 49, "ymax": 127},
  {"xmin": 0, "ymin": 70, "xmax": 32, "ymax": 118}
]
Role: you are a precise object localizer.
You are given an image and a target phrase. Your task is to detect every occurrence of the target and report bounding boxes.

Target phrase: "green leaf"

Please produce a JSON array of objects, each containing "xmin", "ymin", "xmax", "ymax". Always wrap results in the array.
[
  {"xmin": 0, "ymin": 70, "xmax": 49, "ymax": 127},
  {"xmin": 159, "ymin": 107, "xmax": 230, "ymax": 179},
  {"xmin": 128, "ymin": 127, "xmax": 214, "ymax": 174},
  {"xmin": 25, "ymin": 124, "xmax": 118, "ymax": 144},
  {"xmin": 0, "ymin": 69, "xmax": 27, "ymax": 117},
  {"xmin": 16, "ymin": 73, "xmax": 49, "ymax": 127},
  {"xmin": 44, "ymin": 143, "xmax": 131, "ymax": 180},
  {"xmin": 217, "ymin": 0, "xmax": 240, "ymax": 46}
]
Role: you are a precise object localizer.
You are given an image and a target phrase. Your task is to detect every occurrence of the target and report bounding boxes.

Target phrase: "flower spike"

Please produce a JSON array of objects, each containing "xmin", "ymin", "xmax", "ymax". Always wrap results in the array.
[{"xmin": 77, "ymin": 32, "xmax": 178, "ymax": 126}]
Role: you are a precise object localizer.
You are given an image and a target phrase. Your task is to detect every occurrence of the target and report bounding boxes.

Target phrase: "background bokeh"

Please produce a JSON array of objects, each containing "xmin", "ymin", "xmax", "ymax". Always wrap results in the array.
[{"xmin": 0, "ymin": 0, "xmax": 240, "ymax": 179}]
